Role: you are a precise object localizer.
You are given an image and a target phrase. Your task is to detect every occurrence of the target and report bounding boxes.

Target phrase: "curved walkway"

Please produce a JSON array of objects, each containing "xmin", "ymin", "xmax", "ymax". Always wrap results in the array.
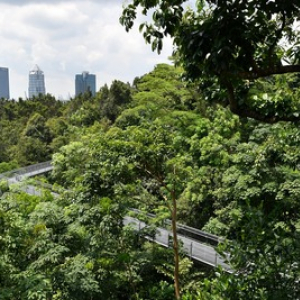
[{"xmin": 0, "ymin": 161, "xmax": 232, "ymax": 272}]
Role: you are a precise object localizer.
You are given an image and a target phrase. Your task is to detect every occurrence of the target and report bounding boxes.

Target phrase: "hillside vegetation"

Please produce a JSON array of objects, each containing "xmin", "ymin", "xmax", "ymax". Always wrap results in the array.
[{"xmin": 0, "ymin": 63, "xmax": 300, "ymax": 299}]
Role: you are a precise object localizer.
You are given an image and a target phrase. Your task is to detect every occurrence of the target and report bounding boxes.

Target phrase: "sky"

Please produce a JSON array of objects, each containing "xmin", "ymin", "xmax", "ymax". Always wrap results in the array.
[{"xmin": 0, "ymin": 0, "xmax": 193, "ymax": 100}]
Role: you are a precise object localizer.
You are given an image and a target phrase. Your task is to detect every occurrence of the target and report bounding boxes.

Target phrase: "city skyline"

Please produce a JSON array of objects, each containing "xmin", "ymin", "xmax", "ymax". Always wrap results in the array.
[
  {"xmin": 2, "ymin": 65, "xmax": 101, "ymax": 100},
  {"xmin": 0, "ymin": 0, "xmax": 193, "ymax": 100}
]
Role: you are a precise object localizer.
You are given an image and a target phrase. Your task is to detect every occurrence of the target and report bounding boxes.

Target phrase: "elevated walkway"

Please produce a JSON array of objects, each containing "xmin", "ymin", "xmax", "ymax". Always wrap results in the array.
[{"xmin": 0, "ymin": 161, "xmax": 232, "ymax": 271}]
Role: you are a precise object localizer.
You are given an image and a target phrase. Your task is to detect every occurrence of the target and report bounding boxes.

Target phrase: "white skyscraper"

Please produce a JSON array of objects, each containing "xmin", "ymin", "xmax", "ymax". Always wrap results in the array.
[{"xmin": 28, "ymin": 64, "xmax": 46, "ymax": 98}]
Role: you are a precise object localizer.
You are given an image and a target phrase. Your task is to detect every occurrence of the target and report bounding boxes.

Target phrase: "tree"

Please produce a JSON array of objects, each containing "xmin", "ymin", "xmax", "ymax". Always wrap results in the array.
[
  {"xmin": 98, "ymin": 80, "xmax": 132, "ymax": 122},
  {"xmin": 0, "ymin": 174, "xmax": 177, "ymax": 299},
  {"xmin": 51, "ymin": 99, "xmax": 209, "ymax": 299},
  {"xmin": 120, "ymin": 0, "xmax": 300, "ymax": 122},
  {"xmin": 23, "ymin": 112, "xmax": 52, "ymax": 144},
  {"xmin": 198, "ymin": 121, "xmax": 300, "ymax": 299}
]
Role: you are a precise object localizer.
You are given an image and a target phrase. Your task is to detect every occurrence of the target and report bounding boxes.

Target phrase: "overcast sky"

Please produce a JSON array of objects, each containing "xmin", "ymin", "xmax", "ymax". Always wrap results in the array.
[{"xmin": 0, "ymin": 0, "xmax": 194, "ymax": 100}]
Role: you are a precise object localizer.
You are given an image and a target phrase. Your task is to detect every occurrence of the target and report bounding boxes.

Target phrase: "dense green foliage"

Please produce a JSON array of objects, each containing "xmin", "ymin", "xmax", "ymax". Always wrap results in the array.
[
  {"xmin": 0, "ymin": 0, "xmax": 296, "ymax": 296},
  {"xmin": 121, "ymin": 0, "xmax": 300, "ymax": 123},
  {"xmin": 0, "ymin": 95, "xmax": 64, "ymax": 164},
  {"xmin": 1, "ymin": 63, "xmax": 300, "ymax": 299},
  {"xmin": 0, "ymin": 80, "xmax": 133, "ymax": 166}
]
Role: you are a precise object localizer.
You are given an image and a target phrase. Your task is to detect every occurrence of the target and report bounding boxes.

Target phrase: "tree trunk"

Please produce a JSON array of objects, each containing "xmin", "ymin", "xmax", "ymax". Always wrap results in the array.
[{"xmin": 171, "ymin": 190, "xmax": 180, "ymax": 300}]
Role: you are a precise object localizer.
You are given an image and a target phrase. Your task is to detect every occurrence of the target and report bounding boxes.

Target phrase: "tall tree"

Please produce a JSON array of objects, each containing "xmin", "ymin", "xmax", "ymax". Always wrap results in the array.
[
  {"xmin": 120, "ymin": 0, "xmax": 300, "ymax": 122},
  {"xmin": 99, "ymin": 80, "xmax": 132, "ymax": 122}
]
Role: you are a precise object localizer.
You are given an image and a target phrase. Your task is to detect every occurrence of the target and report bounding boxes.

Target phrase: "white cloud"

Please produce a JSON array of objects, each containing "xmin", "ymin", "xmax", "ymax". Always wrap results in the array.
[{"xmin": 0, "ymin": 0, "xmax": 180, "ymax": 99}]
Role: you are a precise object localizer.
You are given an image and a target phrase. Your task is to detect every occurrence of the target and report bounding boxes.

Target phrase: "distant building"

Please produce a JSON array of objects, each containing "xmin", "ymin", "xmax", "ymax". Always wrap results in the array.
[
  {"xmin": 0, "ymin": 67, "xmax": 10, "ymax": 99},
  {"xmin": 28, "ymin": 64, "xmax": 46, "ymax": 98},
  {"xmin": 75, "ymin": 71, "xmax": 96, "ymax": 96}
]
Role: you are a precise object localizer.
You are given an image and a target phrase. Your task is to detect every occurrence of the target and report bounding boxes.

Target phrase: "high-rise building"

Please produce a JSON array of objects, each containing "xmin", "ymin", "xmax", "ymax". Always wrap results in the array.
[
  {"xmin": 28, "ymin": 64, "xmax": 46, "ymax": 98},
  {"xmin": 75, "ymin": 71, "xmax": 96, "ymax": 96},
  {"xmin": 0, "ymin": 67, "xmax": 10, "ymax": 99}
]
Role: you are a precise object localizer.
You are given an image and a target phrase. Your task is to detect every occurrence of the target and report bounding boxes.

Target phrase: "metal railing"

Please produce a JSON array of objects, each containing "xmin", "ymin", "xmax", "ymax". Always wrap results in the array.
[
  {"xmin": 124, "ymin": 216, "xmax": 231, "ymax": 271},
  {"xmin": 0, "ymin": 161, "xmax": 52, "ymax": 180},
  {"xmin": 128, "ymin": 208, "xmax": 222, "ymax": 247}
]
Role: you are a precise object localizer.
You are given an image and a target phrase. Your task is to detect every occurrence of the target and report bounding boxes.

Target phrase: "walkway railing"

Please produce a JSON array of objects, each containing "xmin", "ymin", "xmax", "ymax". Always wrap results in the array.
[
  {"xmin": 129, "ymin": 208, "xmax": 222, "ymax": 246},
  {"xmin": 0, "ymin": 161, "xmax": 52, "ymax": 180},
  {"xmin": 124, "ymin": 216, "xmax": 231, "ymax": 271}
]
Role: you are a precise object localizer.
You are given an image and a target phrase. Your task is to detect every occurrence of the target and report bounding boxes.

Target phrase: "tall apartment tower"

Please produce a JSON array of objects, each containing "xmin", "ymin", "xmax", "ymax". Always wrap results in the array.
[
  {"xmin": 28, "ymin": 64, "xmax": 46, "ymax": 98},
  {"xmin": 0, "ymin": 67, "xmax": 10, "ymax": 99},
  {"xmin": 75, "ymin": 71, "xmax": 96, "ymax": 96}
]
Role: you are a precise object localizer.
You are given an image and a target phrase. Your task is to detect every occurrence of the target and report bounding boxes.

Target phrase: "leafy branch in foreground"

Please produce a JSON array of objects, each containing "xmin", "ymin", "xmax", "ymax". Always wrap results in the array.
[{"xmin": 120, "ymin": 0, "xmax": 300, "ymax": 122}]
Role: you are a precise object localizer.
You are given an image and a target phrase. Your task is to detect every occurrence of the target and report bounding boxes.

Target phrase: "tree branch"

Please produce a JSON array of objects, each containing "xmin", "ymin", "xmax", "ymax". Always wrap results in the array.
[
  {"xmin": 267, "ymin": 10, "xmax": 286, "ymax": 65},
  {"xmin": 239, "ymin": 64, "xmax": 300, "ymax": 80},
  {"xmin": 233, "ymin": 107, "xmax": 300, "ymax": 124},
  {"xmin": 223, "ymin": 79, "xmax": 300, "ymax": 124}
]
